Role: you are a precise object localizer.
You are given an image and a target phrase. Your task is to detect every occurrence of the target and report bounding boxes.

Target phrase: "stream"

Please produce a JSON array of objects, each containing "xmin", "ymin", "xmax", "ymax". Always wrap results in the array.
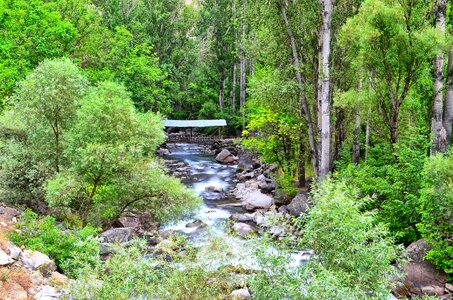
[{"xmin": 162, "ymin": 143, "xmax": 311, "ymax": 269}]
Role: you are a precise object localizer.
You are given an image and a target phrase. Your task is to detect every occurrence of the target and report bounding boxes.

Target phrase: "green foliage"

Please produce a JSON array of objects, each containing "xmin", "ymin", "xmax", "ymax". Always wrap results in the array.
[
  {"xmin": 45, "ymin": 81, "xmax": 200, "ymax": 226},
  {"xmin": 0, "ymin": 58, "xmax": 88, "ymax": 207},
  {"xmin": 10, "ymin": 209, "xmax": 100, "ymax": 278},
  {"xmin": 0, "ymin": 0, "xmax": 78, "ymax": 103},
  {"xmin": 339, "ymin": 133, "xmax": 430, "ymax": 244},
  {"xmin": 418, "ymin": 151, "xmax": 453, "ymax": 275},
  {"xmin": 302, "ymin": 179, "xmax": 403, "ymax": 295},
  {"xmin": 274, "ymin": 172, "xmax": 298, "ymax": 199},
  {"xmin": 66, "ymin": 238, "xmax": 235, "ymax": 300}
]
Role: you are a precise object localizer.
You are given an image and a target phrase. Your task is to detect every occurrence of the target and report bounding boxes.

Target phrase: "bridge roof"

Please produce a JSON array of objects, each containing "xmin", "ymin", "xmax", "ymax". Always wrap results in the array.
[{"xmin": 164, "ymin": 119, "xmax": 227, "ymax": 127}]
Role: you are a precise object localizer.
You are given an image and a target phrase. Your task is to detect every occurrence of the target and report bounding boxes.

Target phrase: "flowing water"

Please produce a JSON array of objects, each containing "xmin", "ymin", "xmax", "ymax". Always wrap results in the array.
[{"xmin": 162, "ymin": 143, "xmax": 311, "ymax": 269}]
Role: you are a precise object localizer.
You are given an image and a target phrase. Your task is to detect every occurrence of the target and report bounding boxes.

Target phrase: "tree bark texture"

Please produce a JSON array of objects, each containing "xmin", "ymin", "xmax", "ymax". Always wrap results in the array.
[
  {"xmin": 319, "ymin": 0, "xmax": 333, "ymax": 178},
  {"xmin": 444, "ymin": 50, "xmax": 453, "ymax": 149},
  {"xmin": 431, "ymin": 0, "xmax": 446, "ymax": 154}
]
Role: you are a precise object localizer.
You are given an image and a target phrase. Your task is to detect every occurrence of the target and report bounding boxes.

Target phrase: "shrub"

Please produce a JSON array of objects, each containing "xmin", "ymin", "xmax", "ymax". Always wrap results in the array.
[
  {"xmin": 303, "ymin": 179, "xmax": 403, "ymax": 297},
  {"xmin": 0, "ymin": 58, "xmax": 87, "ymax": 207},
  {"xmin": 45, "ymin": 81, "xmax": 201, "ymax": 226},
  {"xmin": 10, "ymin": 210, "xmax": 100, "ymax": 278},
  {"xmin": 66, "ymin": 238, "xmax": 235, "ymax": 300},
  {"xmin": 339, "ymin": 135, "xmax": 430, "ymax": 244},
  {"xmin": 418, "ymin": 151, "xmax": 453, "ymax": 276}
]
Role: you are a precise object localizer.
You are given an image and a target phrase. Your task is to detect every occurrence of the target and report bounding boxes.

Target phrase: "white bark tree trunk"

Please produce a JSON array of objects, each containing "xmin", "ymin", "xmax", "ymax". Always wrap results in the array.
[
  {"xmin": 431, "ymin": 0, "xmax": 446, "ymax": 154},
  {"xmin": 231, "ymin": 0, "xmax": 237, "ymax": 114},
  {"xmin": 444, "ymin": 50, "xmax": 453, "ymax": 149},
  {"xmin": 239, "ymin": 0, "xmax": 247, "ymax": 128},
  {"xmin": 319, "ymin": 0, "xmax": 333, "ymax": 178}
]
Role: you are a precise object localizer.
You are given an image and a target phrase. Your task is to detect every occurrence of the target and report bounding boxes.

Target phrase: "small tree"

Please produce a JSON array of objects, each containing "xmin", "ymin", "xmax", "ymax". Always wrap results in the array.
[
  {"xmin": 0, "ymin": 58, "xmax": 87, "ymax": 207},
  {"xmin": 418, "ymin": 151, "xmax": 453, "ymax": 275},
  {"xmin": 46, "ymin": 81, "xmax": 200, "ymax": 226},
  {"xmin": 302, "ymin": 179, "xmax": 403, "ymax": 297},
  {"xmin": 12, "ymin": 57, "xmax": 88, "ymax": 172}
]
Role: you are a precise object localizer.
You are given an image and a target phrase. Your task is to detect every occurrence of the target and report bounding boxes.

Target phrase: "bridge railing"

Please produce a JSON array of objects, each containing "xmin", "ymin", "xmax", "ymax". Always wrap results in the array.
[{"xmin": 166, "ymin": 135, "xmax": 222, "ymax": 144}]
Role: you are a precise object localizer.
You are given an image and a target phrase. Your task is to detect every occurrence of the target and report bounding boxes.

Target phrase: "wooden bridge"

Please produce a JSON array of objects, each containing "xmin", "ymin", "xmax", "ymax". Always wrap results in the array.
[{"xmin": 164, "ymin": 119, "xmax": 227, "ymax": 144}]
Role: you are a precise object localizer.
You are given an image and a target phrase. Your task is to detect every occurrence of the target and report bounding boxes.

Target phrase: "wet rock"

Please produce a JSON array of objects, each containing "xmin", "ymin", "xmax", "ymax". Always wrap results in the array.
[
  {"xmin": 243, "ymin": 191, "xmax": 273, "ymax": 210},
  {"xmin": 230, "ymin": 288, "xmax": 252, "ymax": 300},
  {"xmin": 157, "ymin": 148, "xmax": 171, "ymax": 156},
  {"xmin": 205, "ymin": 186, "xmax": 224, "ymax": 193},
  {"xmin": 258, "ymin": 180, "xmax": 276, "ymax": 194},
  {"xmin": 216, "ymin": 149, "xmax": 239, "ymax": 164},
  {"xmin": 34, "ymin": 285, "xmax": 59, "ymax": 300},
  {"xmin": 0, "ymin": 249, "xmax": 14, "ymax": 266},
  {"xmin": 256, "ymin": 174, "xmax": 266, "ymax": 182},
  {"xmin": 287, "ymin": 192, "xmax": 310, "ymax": 216},
  {"xmin": 278, "ymin": 205, "xmax": 289, "ymax": 214},
  {"xmin": 20, "ymin": 250, "xmax": 56, "ymax": 275},
  {"xmin": 102, "ymin": 227, "xmax": 134, "ymax": 243},
  {"xmin": 159, "ymin": 229, "xmax": 175, "ymax": 240},
  {"xmin": 232, "ymin": 222, "xmax": 257, "ymax": 237},
  {"xmin": 394, "ymin": 239, "xmax": 447, "ymax": 297},
  {"xmin": 234, "ymin": 181, "xmax": 259, "ymax": 200},
  {"xmin": 230, "ymin": 213, "xmax": 255, "ymax": 222},
  {"xmin": 252, "ymin": 160, "xmax": 261, "ymax": 169},
  {"xmin": 185, "ymin": 219, "xmax": 207, "ymax": 228},
  {"xmin": 270, "ymin": 225, "xmax": 286, "ymax": 237},
  {"xmin": 6, "ymin": 242, "xmax": 22, "ymax": 260}
]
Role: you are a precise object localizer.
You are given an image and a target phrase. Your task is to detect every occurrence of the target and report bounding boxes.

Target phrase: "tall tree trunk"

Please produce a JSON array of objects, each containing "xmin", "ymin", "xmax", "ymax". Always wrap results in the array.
[
  {"xmin": 239, "ymin": 0, "xmax": 247, "ymax": 128},
  {"xmin": 319, "ymin": 0, "xmax": 333, "ymax": 178},
  {"xmin": 431, "ymin": 0, "xmax": 446, "ymax": 154},
  {"xmin": 365, "ymin": 105, "xmax": 371, "ymax": 165},
  {"xmin": 444, "ymin": 50, "xmax": 453, "ymax": 149},
  {"xmin": 298, "ymin": 142, "xmax": 306, "ymax": 187},
  {"xmin": 333, "ymin": 108, "xmax": 345, "ymax": 167},
  {"xmin": 317, "ymin": 22, "xmax": 323, "ymax": 170},
  {"xmin": 218, "ymin": 71, "xmax": 225, "ymax": 111},
  {"xmin": 279, "ymin": 0, "xmax": 319, "ymax": 176},
  {"xmin": 231, "ymin": 0, "xmax": 237, "ymax": 114},
  {"xmin": 352, "ymin": 111, "xmax": 361, "ymax": 164}
]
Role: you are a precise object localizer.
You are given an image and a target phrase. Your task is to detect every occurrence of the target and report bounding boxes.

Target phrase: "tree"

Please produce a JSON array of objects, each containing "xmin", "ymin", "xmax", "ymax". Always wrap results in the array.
[
  {"xmin": 341, "ymin": 0, "xmax": 440, "ymax": 145},
  {"xmin": 0, "ymin": 58, "xmax": 87, "ymax": 208},
  {"xmin": 11, "ymin": 58, "xmax": 88, "ymax": 172},
  {"xmin": 279, "ymin": 0, "xmax": 319, "ymax": 177},
  {"xmin": 318, "ymin": 0, "xmax": 333, "ymax": 178},
  {"xmin": 431, "ymin": 0, "xmax": 447, "ymax": 154},
  {"xmin": 46, "ymin": 81, "xmax": 200, "ymax": 226},
  {"xmin": 0, "ymin": 0, "xmax": 78, "ymax": 105}
]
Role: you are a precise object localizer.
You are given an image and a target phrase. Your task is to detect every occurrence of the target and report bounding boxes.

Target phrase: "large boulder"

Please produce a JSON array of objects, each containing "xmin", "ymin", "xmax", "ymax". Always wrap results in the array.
[
  {"xmin": 20, "ymin": 250, "xmax": 56, "ymax": 275},
  {"xmin": 230, "ymin": 288, "xmax": 252, "ymax": 300},
  {"xmin": 0, "ymin": 249, "xmax": 14, "ymax": 266},
  {"xmin": 102, "ymin": 227, "xmax": 134, "ymax": 243},
  {"xmin": 232, "ymin": 222, "xmax": 257, "ymax": 237},
  {"xmin": 287, "ymin": 192, "xmax": 310, "ymax": 216},
  {"xmin": 243, "ymin": 191, "xmax": 273, "ymax": 210},
  {"xmin": 34, "ymin": 285, "xmax": 60, "ymax": 300},
  {"xmin": 394, "ymin": 239, "xmax": 447, "ymax": 297},
  {"xmin": 215, "ymin": 149, "xmax": 238, "ymax": 164}
]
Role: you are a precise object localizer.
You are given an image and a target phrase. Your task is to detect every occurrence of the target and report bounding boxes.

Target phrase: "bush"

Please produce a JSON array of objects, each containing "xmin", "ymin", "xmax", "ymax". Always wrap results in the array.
[
  {"xmin": 249, "ymin": 179, "xmax": 403, "ymax": 299},
  {"xmin": 303, "ymin": 179, "xmax": 403, "ymax": 297},
  {"xmin": 0, "ymin": 58, "xmax": 87, "ymax": 207},
  {"xmin": 66, "ymin": 238, "xmax": 235, "ymax": 300},
  {"xmin": 10, "ymin": 210, "xmax": 100, "ymax": 278},
  {"xmin": 418, "ymin": 151, "xmax": 453, "ymax": 276},
  {"xmin": 45, "ymin": 81, "xmax": 201, "ymax": 226},
  {"xmin": 339, "ymin": 135, "xmax": 430, "ymax": 244}
]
